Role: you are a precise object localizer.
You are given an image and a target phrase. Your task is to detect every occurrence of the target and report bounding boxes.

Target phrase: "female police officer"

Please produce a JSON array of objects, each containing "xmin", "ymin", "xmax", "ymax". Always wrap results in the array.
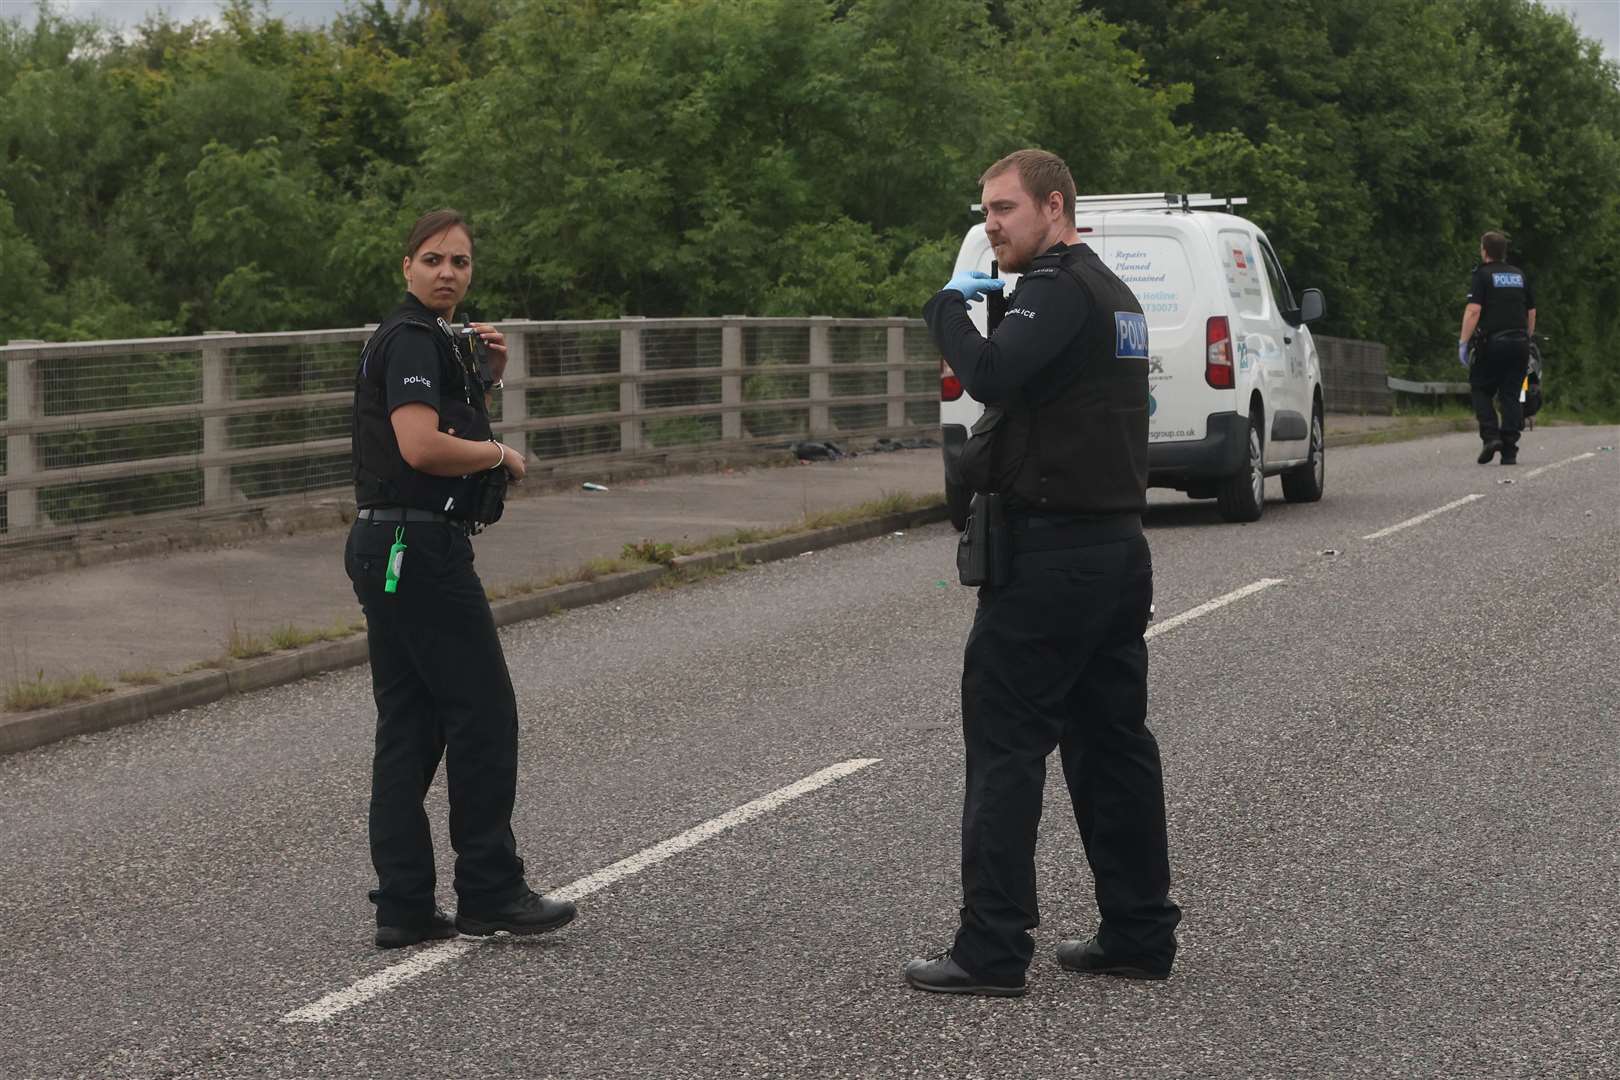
[{"xmin": 346, "ymin": 209, "xmax": 576, "ymax": 947}]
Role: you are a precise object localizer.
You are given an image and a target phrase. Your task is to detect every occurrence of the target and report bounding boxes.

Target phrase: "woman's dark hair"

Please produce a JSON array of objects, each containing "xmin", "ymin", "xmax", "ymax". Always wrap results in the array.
[{"xmin": 404, "ymin": 209, "xmax": 473, "ymax": 260}]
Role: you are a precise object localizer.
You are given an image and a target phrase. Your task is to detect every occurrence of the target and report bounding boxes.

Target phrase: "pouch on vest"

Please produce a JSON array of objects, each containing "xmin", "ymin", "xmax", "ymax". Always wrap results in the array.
[
  {"xmin": 957, "ymin": 492, "xmax": 1011, "ymax": 588},
  {"xmin": 957, "ymin": 407, "xmax": 1028, "ymax": 494}
]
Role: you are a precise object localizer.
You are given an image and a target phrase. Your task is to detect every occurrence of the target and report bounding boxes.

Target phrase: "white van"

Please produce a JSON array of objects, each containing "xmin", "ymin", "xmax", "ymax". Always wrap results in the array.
[{"xmin": 940, "ymin": 192, "xmax": 1327, "ymax": 525}]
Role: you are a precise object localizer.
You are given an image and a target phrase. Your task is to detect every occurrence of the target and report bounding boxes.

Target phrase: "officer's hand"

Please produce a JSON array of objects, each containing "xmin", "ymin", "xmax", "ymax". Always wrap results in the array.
[
  {"xmin": 471, "ymin": 322, "xmax": 508, "ymax": 383},
  {"xmin": 498, "ymin": 442, "xmax": 527, "ymax": 483},
  {"xmin": 943, "ymin": 270, "xmax": 1005, "ymax": 302},
  {"xmin": 1457, "ymin": 341, "xmax": 1470, "ymax": 368}
]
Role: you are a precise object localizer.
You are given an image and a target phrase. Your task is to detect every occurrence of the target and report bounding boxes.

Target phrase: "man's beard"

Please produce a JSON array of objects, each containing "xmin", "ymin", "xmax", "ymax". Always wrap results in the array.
[{"xmin": 992, "ymin": 237, "xmax": 1037, "ymax": 273}]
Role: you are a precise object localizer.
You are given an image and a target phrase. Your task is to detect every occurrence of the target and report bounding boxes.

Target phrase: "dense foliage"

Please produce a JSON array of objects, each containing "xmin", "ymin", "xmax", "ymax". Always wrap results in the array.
[{"xmin": 2, "ymin": 0, "xmax": 1616, "ymax": 408}]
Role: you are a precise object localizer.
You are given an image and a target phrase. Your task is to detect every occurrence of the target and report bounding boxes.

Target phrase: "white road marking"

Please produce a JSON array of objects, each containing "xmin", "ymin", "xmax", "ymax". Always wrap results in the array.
[
  {"xmin": 1524, "ymin": 452, "xmax": 1596, "ymax": 479},
  {"xmin": 1145, "ymin": 579, "xmax": 1284, "ymax": 641},
  {"xmin": 1361, "ymin": 494, "xmax": 1484, "ymax": 541},
  {"xmin": 281, "ymin": 757, "xmax": 880, "ymax": 1024}
]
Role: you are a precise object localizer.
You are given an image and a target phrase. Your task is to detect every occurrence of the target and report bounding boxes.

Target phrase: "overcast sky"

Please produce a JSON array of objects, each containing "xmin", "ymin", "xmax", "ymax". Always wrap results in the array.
[{"xmin": 3, "ymin": 0, "xmax": 1617, "ymax": 63}]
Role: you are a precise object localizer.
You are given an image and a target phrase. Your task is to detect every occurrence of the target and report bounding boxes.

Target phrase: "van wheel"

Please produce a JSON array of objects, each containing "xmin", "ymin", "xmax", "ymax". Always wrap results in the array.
[
  {"xmin": 1282, "ymin": 405, "xmax": 1325, "ymax": 503},
  {"xmin": 946, "ymin": 476, "xmax": 972, "ymax": 531},
  {"xmin": 1217, "ymin": 414, "xmax": 1265, "ymax": 523}
]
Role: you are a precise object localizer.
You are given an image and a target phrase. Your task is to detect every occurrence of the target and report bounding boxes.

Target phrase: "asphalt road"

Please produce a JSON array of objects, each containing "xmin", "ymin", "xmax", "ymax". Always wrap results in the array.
[{"xmin": 1, "ymin": 427, "xmax": 1615, "ymax": 1079}]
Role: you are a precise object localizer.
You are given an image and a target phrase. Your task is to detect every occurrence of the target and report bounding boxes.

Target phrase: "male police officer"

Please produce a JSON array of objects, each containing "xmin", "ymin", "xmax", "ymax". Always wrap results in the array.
[
  {"xmin": 1458, "ymin": 230, "xmax": 1537, "ymax": 465},
  {"xmin": 904, "ymin": 150, "xmax": 1180, "ymax": 997}
]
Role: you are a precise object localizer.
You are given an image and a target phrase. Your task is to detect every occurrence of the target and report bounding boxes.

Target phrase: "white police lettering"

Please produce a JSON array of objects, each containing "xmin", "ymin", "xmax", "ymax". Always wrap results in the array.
[
  {"xmin": 1115, "ymin": 312, "xmax": 1149, "ymax": 359},
  {"xmin": 1006, "ymin": 307, "xmax": 1038, "ymax": 320},
  {"xmin": 1492, "ymin": 271, "xmax": 1524, "ymax": 288},
  {"xmin": 402, "ymin": 375, "xmax": 432, "ymax": 389}
]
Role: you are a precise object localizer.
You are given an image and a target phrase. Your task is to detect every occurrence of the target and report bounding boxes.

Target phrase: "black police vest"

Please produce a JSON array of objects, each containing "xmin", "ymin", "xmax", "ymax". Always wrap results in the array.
[
  {"xmin": 1476, "ymin": 261, "xmax": 1531, "ymax": 337},
  {"xmin": 970, "ymin": 244, "xmax": 1149, "ymax": 515},
  {"xmin": 351, "ymin": 298, "xmax": 494, "ymax": 516}
]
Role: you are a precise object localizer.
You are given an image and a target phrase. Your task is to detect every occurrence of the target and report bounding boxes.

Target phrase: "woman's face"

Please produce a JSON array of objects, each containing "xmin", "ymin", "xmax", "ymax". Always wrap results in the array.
[{"xmin": 403, "ymin": 226, "xmax": 473, "ymax": 317}]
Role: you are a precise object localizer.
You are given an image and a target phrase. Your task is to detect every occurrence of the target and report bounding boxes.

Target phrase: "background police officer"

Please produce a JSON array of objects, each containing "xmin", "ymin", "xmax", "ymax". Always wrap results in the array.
[
  {"xmin": 904, "ymin": 150, "xmax": 1180, "ymax": 997},
  {"xmin": 347, "ymin": 208, "xmax": 576, "ymax": 948},
  {"xmin": 1458, "ymin": 230, "xmax": 1537, "ymax": 465}
]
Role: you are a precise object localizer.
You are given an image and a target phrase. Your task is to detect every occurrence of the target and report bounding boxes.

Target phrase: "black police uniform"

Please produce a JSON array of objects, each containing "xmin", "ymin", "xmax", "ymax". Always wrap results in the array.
[
  {"xmin": 923, "ymin": 242, "xmax": 1181, "ymax": 984},
  {"xmin": 1467, "ymin": 260, "xmax": 1535, "ymax": 456},
  {"xmin": 346, "ymin": 293, "xmax": 528, "ymax": 930}
]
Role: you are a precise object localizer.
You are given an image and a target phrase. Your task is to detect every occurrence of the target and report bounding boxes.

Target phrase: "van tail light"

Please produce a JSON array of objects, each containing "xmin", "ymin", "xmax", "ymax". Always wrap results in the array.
[
  {"xmin": 1205, "ymin": 317, "xmax": 1234, "ymax": 389},
  {"xmin": 941, "ymin": 358, "xmax": 964, "ymax": 401}
]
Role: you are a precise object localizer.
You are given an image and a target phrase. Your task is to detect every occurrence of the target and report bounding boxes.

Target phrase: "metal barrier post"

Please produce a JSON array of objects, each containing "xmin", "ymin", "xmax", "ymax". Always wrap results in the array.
[
  {"xmin": 721, "ymin": 318, "xmax": 744, "ymax": 440},
  {"xmin": 886, "ymin": 321, "xmax": 908, "ymax": 429},
  {"xmin": 201, "ymin": 331, "xmax": 238, "ymax": 508},
  {"xmin": 4, "ymin": 345, "xmax": 40, "ymax": 531},
  {"xmin": 619, "ymin": 317, "xmax": 644, "ymax": 452},
  {"xmin": 809, "ymin": 316, "xmax": 832, "ymax": 435},
  {"xmin": 499, "ymin": 324, "xmax": 529, "ymax": 454}
]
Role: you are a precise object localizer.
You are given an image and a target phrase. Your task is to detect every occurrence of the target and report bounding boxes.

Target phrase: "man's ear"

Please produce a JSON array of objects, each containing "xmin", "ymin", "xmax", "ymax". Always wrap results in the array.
[{"xmin": 1047, "ymin": 191, "xmax": 1066, "ymax": 222}]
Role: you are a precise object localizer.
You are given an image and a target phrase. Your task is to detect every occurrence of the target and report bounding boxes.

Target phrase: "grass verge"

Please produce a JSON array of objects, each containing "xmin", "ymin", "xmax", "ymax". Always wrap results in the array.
[{"xmin": 4, "ymin": 672, "xmax": 111, "ymax": 711}]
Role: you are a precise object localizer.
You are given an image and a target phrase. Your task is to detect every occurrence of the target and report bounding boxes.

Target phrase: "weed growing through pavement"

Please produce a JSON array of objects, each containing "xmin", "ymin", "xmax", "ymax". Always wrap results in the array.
[{"xmin": 4, "ymin": 671, "xmax": 111, "ymax": 711}]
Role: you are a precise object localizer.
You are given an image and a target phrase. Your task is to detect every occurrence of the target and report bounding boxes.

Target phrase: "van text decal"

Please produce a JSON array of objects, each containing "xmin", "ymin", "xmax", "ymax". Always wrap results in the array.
[{"xmin": 1115, "ymin": 312, "xmax": 1149, "ymax": 359}]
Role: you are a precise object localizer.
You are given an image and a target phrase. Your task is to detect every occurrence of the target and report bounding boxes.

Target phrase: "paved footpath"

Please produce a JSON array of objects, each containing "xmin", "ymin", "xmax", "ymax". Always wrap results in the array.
[{"xmin": 2, "ymin": 415, "xmax": 1475, "ymax": 706}]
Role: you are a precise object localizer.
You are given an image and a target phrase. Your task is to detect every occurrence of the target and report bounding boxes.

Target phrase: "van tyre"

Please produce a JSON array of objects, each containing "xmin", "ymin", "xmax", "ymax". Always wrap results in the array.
[
  {"xmin": 1281, "ymin": 404, "xmax": 1325, "ymax": 503},
  {"xmin": 1217, "ymin": 414, "xmax": 1265, "ymax": 523}
]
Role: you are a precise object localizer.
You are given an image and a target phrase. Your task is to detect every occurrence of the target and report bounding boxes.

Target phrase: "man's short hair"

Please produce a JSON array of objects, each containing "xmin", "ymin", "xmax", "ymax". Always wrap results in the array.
[
  {"xmin": 1481, "ymin": 230, "xmax": 1508, "ymax": 261},
  {"xmin": 981, "ymin": 149, "xmax": 1076, "ymax": 219}
]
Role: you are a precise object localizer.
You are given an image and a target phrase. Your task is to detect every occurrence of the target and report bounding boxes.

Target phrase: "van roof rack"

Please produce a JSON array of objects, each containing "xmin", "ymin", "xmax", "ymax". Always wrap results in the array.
[
  {"xmin": 969, "ymin": 192, "xmax": 1249, "ymax": 215},
  {"xmin": 1074, "ymin": 192, "xmax": 1249, "ymax": 213}
]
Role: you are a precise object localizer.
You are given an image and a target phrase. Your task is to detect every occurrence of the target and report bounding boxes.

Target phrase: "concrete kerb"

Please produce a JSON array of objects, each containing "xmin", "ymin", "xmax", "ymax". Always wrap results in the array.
[
  {"xmin": 0, "ymin": 502, "xmax": 950, "ymax": 758},
  {"xmin": 1325, "ymin": 417, "xmax": 1475, "ymax": 448}
]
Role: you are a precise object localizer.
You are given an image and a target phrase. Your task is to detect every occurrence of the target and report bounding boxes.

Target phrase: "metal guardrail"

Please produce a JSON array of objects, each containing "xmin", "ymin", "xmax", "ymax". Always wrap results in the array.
[{"xmin": 1, "ymin": 316, "xmax": 941, "ymax": 546}]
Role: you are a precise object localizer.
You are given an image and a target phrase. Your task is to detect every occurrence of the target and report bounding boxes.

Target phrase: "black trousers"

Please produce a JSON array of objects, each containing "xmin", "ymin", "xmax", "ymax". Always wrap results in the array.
[
  {"xmin": 345, "ymin": 519, "xmax": 528, "ymax": 926},
  {"xmin": 1470, "ymin": 333, "xmax": 1531, "ymax": 449},
  {"xmin": 952, "ymin": 532, "xmax": 1180, "ymax": 982}
]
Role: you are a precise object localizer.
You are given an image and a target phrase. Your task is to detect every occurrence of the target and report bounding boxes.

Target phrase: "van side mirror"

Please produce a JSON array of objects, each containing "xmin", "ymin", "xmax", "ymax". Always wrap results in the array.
[{"xmin": 1297, "ymin": 288, "xmax": 1326, "ymax": 324}]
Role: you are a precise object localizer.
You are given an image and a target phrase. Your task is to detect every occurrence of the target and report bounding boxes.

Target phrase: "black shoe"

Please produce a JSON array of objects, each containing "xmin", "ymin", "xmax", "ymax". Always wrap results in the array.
[
  {"xmin": 1056, "ymin": 936, "xmax": 1172, "ymax": 981},
  {"xmin": 375, "ymin": 908, "xmax": 459, "ymax": 949},
  {"xmin": 1478, "ymin": 440, "xmax": 1502, "ymax": 464},
  {"xmin": 1500, "ymin": 450, "xmax": 1518, "ymax": 465},
  {"xmin": 456, "ymin": 891, "xmax": 577, "ymax": 937},
  {"xmin": 903, "ymin": 949, "xmax": 1027, "ymax": 998}
]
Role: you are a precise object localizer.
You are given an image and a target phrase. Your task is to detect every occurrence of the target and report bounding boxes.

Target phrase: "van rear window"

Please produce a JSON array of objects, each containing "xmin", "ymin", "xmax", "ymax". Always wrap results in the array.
[
  {"xmin": 1101, "ymin": 236, "xmax": 1193, "ymax": 329},
  {"xmin": 1219, "ymin": 229, "xmax": 1265, "ymax": 317}
]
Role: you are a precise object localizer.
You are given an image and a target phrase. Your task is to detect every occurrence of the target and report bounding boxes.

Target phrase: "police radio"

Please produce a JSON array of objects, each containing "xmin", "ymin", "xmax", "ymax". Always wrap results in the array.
[
  {"xmin": 986, "ymin": 259, "xmax": 1007, "ymax": 333},
  {"xmin": 456, "ymin": 322, "xmax": 496, "ymax": 391}
]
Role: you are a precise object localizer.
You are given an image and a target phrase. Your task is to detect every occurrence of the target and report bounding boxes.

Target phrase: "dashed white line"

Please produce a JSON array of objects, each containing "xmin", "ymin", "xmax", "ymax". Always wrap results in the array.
[
  {"xmin": 282, "ymin": 757, "xmax": 880, "ymax": 1024},
  {"xmin": 1361, "ymin": 494, "xmax": 1485, "ymax": 541},
  {"xmin": 1146, "ymin": 578, "xmax": 1284, "ymax": 641},
  {"xmin": 1523, "ymin": 452, "xmax": 1596, "ymax": 479}
]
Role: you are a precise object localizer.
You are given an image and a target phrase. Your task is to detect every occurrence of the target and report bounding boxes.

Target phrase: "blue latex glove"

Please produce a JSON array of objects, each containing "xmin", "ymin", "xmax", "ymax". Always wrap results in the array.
[
  {"xmin": 1458, "ymin": 341, "xmax": 1470, "ymax": 368},
  {"xmin": 943, "ymin": 269, "xmax": 1006, "ymax": 302}
]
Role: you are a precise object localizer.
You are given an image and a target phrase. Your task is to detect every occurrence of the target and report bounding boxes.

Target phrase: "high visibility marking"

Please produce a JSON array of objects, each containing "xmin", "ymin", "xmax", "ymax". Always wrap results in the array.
[
  {"xmin": 1145, "ymin": 579, "xmax": 1284, "ymax": 641},
  {"xmin": 280, "ymin": 758, "xmax": 880, "ymax": 1024},
  {"xmin": 1523, "ymin": 452, "xmax": 1595, "ymax": 479},
  {"xmin": 1361, "ymin": 494, "xmax": 1484, "ymax": 541}
]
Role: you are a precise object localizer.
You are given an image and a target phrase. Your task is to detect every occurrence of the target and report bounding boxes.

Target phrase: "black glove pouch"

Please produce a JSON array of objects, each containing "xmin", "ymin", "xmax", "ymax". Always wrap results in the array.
[
  {"xmin": 469, "ymin": 467, "xmax": 508, "ymax": 526},
  {"xmin": 957, "ymin": 492, "xmax": 1011, "ymax": 588}
]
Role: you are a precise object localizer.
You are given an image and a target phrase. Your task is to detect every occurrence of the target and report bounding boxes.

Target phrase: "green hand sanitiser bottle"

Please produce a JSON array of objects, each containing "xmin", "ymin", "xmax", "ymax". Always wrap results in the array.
[{"xmin": 384, "ymin": 526, "xmax": 406, "ymax": 593}]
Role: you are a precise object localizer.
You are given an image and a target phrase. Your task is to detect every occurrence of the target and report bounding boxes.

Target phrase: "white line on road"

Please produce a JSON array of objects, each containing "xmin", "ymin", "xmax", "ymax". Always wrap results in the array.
[
  {"xmin": 1524, "ymin": 452, "xmax": 1596, "ymax": 479},
  {"xmin": 1145, "ymin": 579, "xmax": 1284, "ymax": 641},
  {"xmin": 281, "ymin": 757, "xmax": 880, "ymax": 1024},
  {"xmin": 1361, "ymin": 494, "xmax": 1484, "ymax": 541}
]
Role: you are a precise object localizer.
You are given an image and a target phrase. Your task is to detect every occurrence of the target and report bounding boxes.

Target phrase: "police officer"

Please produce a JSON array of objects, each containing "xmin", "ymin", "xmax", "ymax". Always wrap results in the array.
[
  {"xmin": 1458, "ymin": 230, "xmax": 1537, "ymax": 465},
  {"xmin": 905, "ymin": 150, "xmax": 1180, "ymax": 997},
  {"xmin": 347, "ymin": 209, "xmax": 576, "ymax": 948}
]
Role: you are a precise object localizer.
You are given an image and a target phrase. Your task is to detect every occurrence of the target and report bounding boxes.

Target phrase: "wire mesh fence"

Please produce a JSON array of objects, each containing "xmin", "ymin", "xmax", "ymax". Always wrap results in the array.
[{"xmin": 1, "ymin": 318, "xmax": 940, "ymax": 551}]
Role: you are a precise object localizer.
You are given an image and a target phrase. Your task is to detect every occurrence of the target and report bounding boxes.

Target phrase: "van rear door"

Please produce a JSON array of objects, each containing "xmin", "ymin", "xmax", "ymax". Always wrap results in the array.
[{"xmin": 1088, "ymin": 220, "xmax": 1209, "ymax": 444}]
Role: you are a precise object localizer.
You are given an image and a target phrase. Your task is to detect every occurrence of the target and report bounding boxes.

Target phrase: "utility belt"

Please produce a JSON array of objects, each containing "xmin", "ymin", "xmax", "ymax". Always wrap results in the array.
[
  {"xmin": 957, "ymin": 492, "xmax": 1141, "ymax": 586},
  {"xmin": 358, "ymin": 506, "xmax": 466, "ymax": 528},
  {"xmin": 1487, "ymin": 328, "xmax": 1529, "ymax": 343}
]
